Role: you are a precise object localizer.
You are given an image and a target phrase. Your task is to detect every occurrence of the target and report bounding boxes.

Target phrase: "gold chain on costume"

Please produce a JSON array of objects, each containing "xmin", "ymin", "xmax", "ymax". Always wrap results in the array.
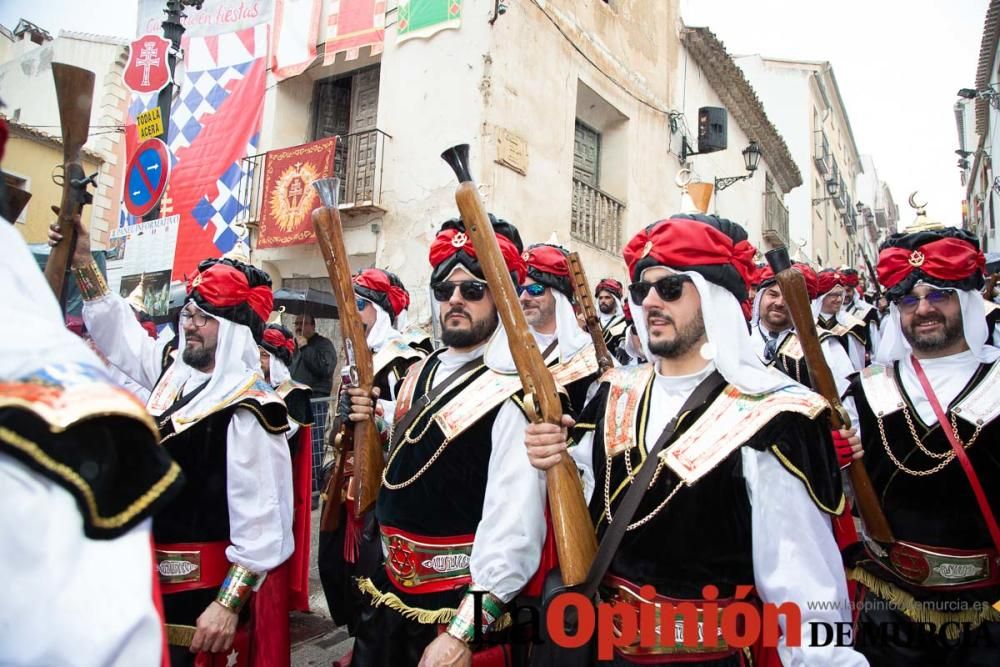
[
  {"xmin": 381, "ymin": 360, "xmax": 482, "ymax": 491},
  {"xmin": 603, "ymin": 453, "xmax": 685, "ymax": 531},
  {"xmin": 876, "ymin": 405, "xmax": 982, "ymax": 477}
]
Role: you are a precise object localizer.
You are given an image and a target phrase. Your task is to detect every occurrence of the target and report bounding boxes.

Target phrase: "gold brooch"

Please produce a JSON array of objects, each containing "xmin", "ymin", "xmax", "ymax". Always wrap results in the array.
[
  {"xmin": 908, "ymin": 250, "xmax": 925, "ymax": 268},
  {"xmin": 642, "ymin": 240, "xmax": 653, "ymax": 258},
  {"xmin": 522, "ymin": 251, "xmax": 531, "ymax": 261},
  {"xmin": 191, "ymin": 274, "xmax": 203, "ymax": 288},
  {"xmin": 451, "ymin": 232, "xmax": 468, "ymax": 248}
]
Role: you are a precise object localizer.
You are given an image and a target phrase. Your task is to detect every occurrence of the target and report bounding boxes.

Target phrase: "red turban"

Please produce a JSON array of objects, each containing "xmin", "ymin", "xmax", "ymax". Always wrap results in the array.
[
  {"xmin": 877, "ymin": 238, "xmax": 985, "ymax": 290},
  {"xmin": 757, "ymin": 263, "xmax": 819, "ymax": 300},
  {"xmin": 261, "ymin": 324, "xmax": 296, "ymax": 365},
  {"xmin": 354, "ymin": 268, "xmax": 409, "ymax": 318},
  {"xmin": 816, "ymin": 270, "xmax": 852, "ymax": 297},
  {"xmin": 595, "ymin": 278, "xmax": 623, "ymax": 300},
  {"xmin": 523, "ymin": 244, "xmax": 573, "ymax": 298},
  {"xmin": 187, "ymin": 258, "xmax": 273, "ymax": 342},
  {"xmin": 429, "ymin": 227, "xmax": 526, "ymax": 283},
  {"xmin": 623, "ymin": 217, "xmax": 755, "ymax": 302}
]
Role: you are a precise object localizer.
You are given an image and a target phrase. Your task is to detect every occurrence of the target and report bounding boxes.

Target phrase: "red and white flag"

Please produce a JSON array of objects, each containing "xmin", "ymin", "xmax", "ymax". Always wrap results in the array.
[
  {"xmin": 324, "ymin": 0, "xmax": 386, "ymax": 63},
  {"xmin": 271, "ymin": 0, "xmax": 321, "ymax": 81}
]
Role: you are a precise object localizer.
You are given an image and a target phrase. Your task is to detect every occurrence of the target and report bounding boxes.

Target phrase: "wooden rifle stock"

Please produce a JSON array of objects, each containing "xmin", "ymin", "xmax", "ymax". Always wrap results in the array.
[
  {"xmin": 442, "ymin": 144, "xmax": 597, "ymax": 586},
  {"xmin": 319, "ymin": 425, "xmax": 349, "ymax": 532},
  {"xmin": 312, "ymin": 179, "xmax": 382, "ymax": 516},
  {"xmin": 567, "ymin": 252, "xmax": 614, "ymax": 374},
  {"xmin": 765, "ymin": 247, "xmax": 894, "ymax": 545},
  {"xmin": 44, "ymin": 63, "xmax": 96, "ymax": 304}
]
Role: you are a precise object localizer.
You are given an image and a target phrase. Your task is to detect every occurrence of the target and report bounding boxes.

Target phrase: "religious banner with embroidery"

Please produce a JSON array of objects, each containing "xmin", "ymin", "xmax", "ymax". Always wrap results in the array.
[
  {"xmin": 256, "ymin": 137, "xmax": 337, "ymax": 248},
  {"xmin": 397, "ymin": 0, "xmax": 462, "ymax": 44},
  {"xmin": 324, "ymin": 0, "xmax": 386, "ymax": 63}
]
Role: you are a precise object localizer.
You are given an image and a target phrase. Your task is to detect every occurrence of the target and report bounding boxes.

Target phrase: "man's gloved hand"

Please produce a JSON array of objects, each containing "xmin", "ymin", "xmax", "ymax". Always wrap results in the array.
[{"xmin": 336, "ymin": 386, "xmax": 352, "ymax": 424}]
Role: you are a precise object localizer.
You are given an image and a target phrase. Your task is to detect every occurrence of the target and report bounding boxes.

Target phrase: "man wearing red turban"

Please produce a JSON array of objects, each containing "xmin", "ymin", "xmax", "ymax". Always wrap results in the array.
[
  {"xmin": 318, "ymin": 268, "xmax": 424, "ymax": 650},
  {"xmin": 524, "ymin": 213, "xmax": 868, "ymax": 665},
  {"xmin": 347, "ymin": 216, "xmax": 546, "ymax": 667},
  {"xmin": 843, "ymin": 225, "xmax": 1000, "ymax": 665},
  {"xmin": 814, "ymin": 268, "xmax": 869, "ymax": 370},
  {"xmin": 52, "ymin": 219, "xmax": 294, "ymax": 667},
  {"xmin": 595, "ymin": 277, "xmax": 628, "ymax": 354}
]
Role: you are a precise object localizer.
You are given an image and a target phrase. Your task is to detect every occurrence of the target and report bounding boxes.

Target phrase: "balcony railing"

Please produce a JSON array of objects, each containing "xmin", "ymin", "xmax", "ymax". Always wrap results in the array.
[
  {"xmin": 762, "ymin": 190, "xmax": 789, "ymax": 246},
  {"xmin": 571, "ymin": 178, "xmax": 625, "ymax": 254},
  {"xmin": 233, "ymin": 128, "xmax": 390, "ymax": 232},
  {"xmin": 813, "ymin": 130, "xmax": 831, "ymax": 175}
]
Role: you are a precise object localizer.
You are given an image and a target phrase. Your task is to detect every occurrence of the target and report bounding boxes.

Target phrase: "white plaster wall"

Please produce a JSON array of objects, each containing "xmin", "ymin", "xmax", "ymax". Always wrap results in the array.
[
  {"xmin": 985, "ymin": 36, "xmax": 1000, "ymax": 252},
  {"xmin": 736, "ymin": 55, "xmax": 813, "ymax": 263}
]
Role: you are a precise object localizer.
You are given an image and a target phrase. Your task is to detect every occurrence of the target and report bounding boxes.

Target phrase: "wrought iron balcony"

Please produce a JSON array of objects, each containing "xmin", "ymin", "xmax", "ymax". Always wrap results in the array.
[
  {"xmin": 233, "ymin": 128, "xmax": 390, "ymax": 231},
  {"xmin": 813, "ymin": 130, "xmax": 831, "ymax": 175},
  {"xmin": 571, "ymin": 178, "xmax": 625, "ymax": 254},
  {"xmin": 762, "ymin": 190, "xmax": 789, "ymax": 246}
]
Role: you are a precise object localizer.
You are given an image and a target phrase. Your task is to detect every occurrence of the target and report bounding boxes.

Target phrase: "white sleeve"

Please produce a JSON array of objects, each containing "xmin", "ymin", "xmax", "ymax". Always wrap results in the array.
[
  {"xmin": 469, "ymin": 400, "xmax": 546, "ymax": 603},
  {"xmin": 82, "ymin": 293, "xmax": 169, "ymax": 391},
  {"xmin": 743, "ymin": 448, "xmax": 869, "ymax": 666},
  {"xmin": 0, "ymin": 454, "xmax": 162, "ymax": 667},
  {"xmin": 225, "ymin": 410, "xmax": 295, "ymax": 574},
  {"xmin": 570, "ymin": 430, "xmax": 596, "ymax": 503},
  {"xmin": 847, "ymin": 337, "xmax": 866, "ymax": 371},
  {"xmin": 285, "ymin": 419, "xmax": 300, "ymax": 439},
  {"xmin": 822, "ymin": 338, "xmax": 855, "ymax": 399}
]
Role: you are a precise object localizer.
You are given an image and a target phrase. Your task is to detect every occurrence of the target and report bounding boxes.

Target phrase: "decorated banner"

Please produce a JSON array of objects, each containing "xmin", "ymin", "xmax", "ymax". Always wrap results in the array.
[
  {"xmin": 272, "ymin": 0, "xmax": 321, "ymax": 80},
  {"xmin": 137, "ymin": 0, "xmax": 274, "ymax": 38},
  {"xmin": 324, "ymin": 0, "xmax": 386, "ymax": 63},
  {"xmin": 397, "ymin": 0, "xmax": 462, "ymax": 43},
  {"xmin": 257, "ymin": 137, "xmax": 337, "ymax": 248}
]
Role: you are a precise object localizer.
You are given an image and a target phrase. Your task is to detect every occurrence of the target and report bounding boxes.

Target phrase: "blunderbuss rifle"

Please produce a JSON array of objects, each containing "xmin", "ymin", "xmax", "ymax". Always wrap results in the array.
[
  {"xmin": 44, "ymin": 63, "xmax": 98, "ymax": 306},
  {"xmin": 312, "ymin": 177, "xmax": 383, "ymax": 527},
  {"xmin": 765, "ymin": 245, "xmax": 895, "ymax": 548},
  {"xmin": 567, "ymin": 251, "xmax": 615, "ymax": 374},
  {"xmin": 442, "ymin": 143, "xmax": 597, "ymax": 586}
]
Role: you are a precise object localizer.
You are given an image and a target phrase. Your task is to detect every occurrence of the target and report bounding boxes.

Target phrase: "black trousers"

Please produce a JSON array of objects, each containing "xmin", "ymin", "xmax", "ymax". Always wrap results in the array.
[
  {"xmin": 351, "ymin": 601, "xmax": 439, "ymax": 667},
  {"xmin": 855, "ymin": 591, "xmax": 1000, "ymax": 666},
  {"xmin": 317, "ymin": 509, "xmax": 381, "ymax": 635}
]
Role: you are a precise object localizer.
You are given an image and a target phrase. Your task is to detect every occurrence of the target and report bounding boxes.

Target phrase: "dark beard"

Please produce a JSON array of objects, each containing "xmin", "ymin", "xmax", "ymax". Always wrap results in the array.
[
  {"xmin": 647, "ymin": 309, "xmax": 706, "ymax": 359},
  {"xmin": 598, "ymin": 302, "xmax": 615, "ymax": 315},
  {"xmin": 182, "ymin": 344, "xmax": 216, "ymax": 371},
  {"xmin": 903, "ymin": 313, "xmax": 964, "ymax": 353},
  {"xmin": 440, "ymin": 310, "xmax": 499, "ymax": 348}
]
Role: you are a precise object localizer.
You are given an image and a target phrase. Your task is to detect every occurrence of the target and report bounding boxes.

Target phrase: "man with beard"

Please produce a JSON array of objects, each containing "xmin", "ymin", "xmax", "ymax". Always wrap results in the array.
[
  {"xmin": 844, "ymin": 225, "xmax": 1000, "ymax": 665},
  {"xmin": 815, "ymin": 269, "xmax": 869, "ymax": 370},
  {"xmin": 596, "ymin": 278, "xmax": 628, "ymax": 355},
  {"xmin": 751, "ymin": 263, "xmax": 856, "ymax": 400},
  {"xmin": 50, "ymin": 220, "xmax": 294, "ymax": 666},
  {"xmin": 518, "ymin": 243, "xmax": 601, "ymax": 412},
  {"xmin": 318, "ymin": 268, "xmax": 424, "ymax": 652},
  {"xmin": 524, "ymin": 213, "xmax": 867, "ymax": 665},
  {"xmin": 1, "ymin": 216, "xmax": 183, "ymax": 665},
  {"xmin": 346, "ymin": 217, "xmax": 545, "ymax": 667}
]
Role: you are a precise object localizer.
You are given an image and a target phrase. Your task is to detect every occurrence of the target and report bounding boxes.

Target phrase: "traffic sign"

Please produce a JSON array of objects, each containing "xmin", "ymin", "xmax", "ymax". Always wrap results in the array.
[
  {"xmin": 124, "ymin": 34, "xmax": 171, "ymax": 95},
  {"xmin": 125, "ymin": 138, "xmax": 170, "ymax": 217},
  {"xmin": 136, "ymin": 107, "xmax": 164, "ymax": 140}
]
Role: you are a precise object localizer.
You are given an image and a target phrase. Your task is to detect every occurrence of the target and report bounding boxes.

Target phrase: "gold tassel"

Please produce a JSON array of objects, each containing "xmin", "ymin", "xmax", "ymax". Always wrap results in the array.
[
  {"xmin": 848, "ymin": 567, "xmax": 1000, "ymax": 640},
  {"xmin": 355, "ymin": 578, "xmax": 514, "ymax": 631}
]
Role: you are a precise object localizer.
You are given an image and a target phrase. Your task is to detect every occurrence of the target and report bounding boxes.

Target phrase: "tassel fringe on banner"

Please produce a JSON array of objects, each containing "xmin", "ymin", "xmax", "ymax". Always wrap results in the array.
[{"xmin": 848, "ymin": 567, "xmax": 1000, "ymax": 640}]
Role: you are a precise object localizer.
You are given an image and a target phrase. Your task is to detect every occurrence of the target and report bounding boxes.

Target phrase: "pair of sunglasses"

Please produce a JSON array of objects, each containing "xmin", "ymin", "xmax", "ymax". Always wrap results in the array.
[
  {"xmin": 628, "ymin": 274, "xmax": 692, "ymax": 304},
  {"xmin": 893, "ymin": 289, "xmax": 955, "ymax": 313},
  {"xmin": 516, "ymin": 283, "xmax": 547, "ymax": 297},
  {"xmin": 432, "ymin": 280, "xmax": 489, "ymax": 302}
]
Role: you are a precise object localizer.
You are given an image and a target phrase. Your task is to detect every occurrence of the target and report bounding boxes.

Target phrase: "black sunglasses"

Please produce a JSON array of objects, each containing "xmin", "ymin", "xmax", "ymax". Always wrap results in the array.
[
  {"xmin": 432, "ymin": 280, "xmax": 489, "ymax": 302},
  {"xmin": 628, "ymin": 275, "xmax": 692, "ymax": 303}
]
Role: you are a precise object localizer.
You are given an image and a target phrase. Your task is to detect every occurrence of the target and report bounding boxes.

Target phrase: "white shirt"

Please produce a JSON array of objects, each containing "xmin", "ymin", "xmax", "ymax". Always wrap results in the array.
[
  {"xmin": 0, "ymin": 453, "xmax": 162, "ymax": 665},
  {"xmin": 570, "ymin": 363, "xmax": 867, "ymax": 666},
  {"xmin": 83, "ymin": 293, "xmax": 294, "ymax": 574},
  {"xmin": 429, "ymin": 345, "xmax": 546, "ymax": 603}
]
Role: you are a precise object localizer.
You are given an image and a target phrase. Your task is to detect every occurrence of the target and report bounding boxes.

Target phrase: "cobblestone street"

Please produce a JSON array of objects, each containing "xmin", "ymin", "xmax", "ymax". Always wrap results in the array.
[{"xmin": 290, "ymin": 509, "xmax": 352, "ymax": 667}]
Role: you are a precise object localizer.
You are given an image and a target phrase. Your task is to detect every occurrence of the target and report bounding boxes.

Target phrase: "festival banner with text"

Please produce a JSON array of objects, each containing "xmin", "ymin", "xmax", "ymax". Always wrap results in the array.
[{"xmin": 256, "ymin": 137, "xmax": 337, "ymax": 248}]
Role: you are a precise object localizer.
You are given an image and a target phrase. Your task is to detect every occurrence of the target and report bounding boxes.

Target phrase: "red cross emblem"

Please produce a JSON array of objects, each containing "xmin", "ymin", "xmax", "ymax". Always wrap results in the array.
[{"xmin": 123, "ymin": 34, "xmax": 172, "ymax": 95}]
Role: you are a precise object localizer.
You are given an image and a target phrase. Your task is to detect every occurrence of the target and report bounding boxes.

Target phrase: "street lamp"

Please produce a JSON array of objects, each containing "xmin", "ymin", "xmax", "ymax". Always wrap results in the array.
[
  {"xmin": 714, "ymin": 142, "xmax": 762, "ymax": 191},
  {"xmin": 812, "ymin": 178, "xmax": 840, "ymax": 205}
]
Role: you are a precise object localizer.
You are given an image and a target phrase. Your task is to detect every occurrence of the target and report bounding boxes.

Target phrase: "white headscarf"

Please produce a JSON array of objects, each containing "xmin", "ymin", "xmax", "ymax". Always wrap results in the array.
[
  {"xmin": 598, "ymin": 293, "xmax": 624, "ymax": 326},
  {"xmin": 629, "ymin": 267, "xmax": 795, "ymax": 395},
  {"xmin": 811, "ymin": 286, "xmax": 851, "ymax": 327},
  {"xmin": 266, "ymin": 353, "xmax": 291, "ymax": 387},
  {"xmin": 148, "ymin": 300, "xmax": 263, "ymax": 421},
  {"xmin": 875, "ymin": 286, "xmax": 1000, "ymax": 365},
  {"xmin": 363, "ymin": 298, "xmax": 401, "ymax": 353},
  {"xmin": 0, "ymin": 219, "xmax": 105, "ymax": 378},
  {"xmin": 484, "ymin": 289, "xmax": 592, "ymax": 373}
]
